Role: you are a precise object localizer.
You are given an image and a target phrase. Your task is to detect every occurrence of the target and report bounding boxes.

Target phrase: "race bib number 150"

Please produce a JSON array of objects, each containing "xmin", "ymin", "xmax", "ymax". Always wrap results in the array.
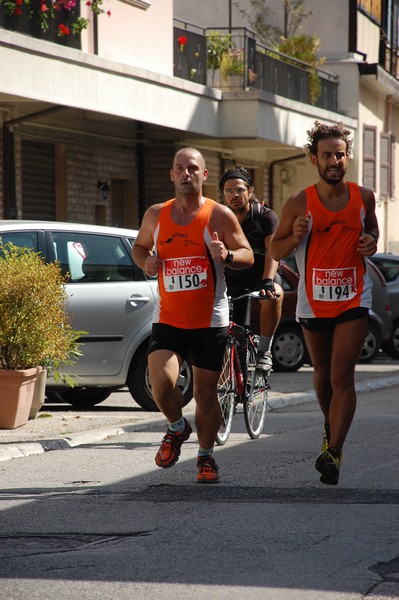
[
  {"xmin": 163, "ymin": 256, "xmax": 208, "ymax": 292},
  {"xmin": 312, "ymin": 267, "xmax": 357, "ymax": 302}
]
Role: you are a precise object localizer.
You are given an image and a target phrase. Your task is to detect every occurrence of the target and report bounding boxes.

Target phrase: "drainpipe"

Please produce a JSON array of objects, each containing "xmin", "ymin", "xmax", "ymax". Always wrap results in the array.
[
  {"xmin": 2, "ymin": 106, "xmax": 65, "ymax": 219},
  {"xmin": 136, "ymin": 121, "xmax": 146, "ymax": 224},
  {"xmin": 384, "ymin": 95, "xmax": 393, "ymax": 253}
]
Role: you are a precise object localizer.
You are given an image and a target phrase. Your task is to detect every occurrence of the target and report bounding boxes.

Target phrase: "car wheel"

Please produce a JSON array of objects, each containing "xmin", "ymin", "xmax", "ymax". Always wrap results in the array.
[
  {"xmin": 381, "ymin": 318, "xmax": 399, "ymax": 359},
  {"xmin": 127, "ymin": 345, "xmax": 194, "ymax": 411},
  {"xmin": 358, "ymin": 322, "xmax": 382, "ymax": 363},
  {"xmin": 271, "ymin": 323, "xmax": 307, "ymax": 372},
  {"xmin": 51, "ymin": 387, "xmax": 113, "ymax": 407}
]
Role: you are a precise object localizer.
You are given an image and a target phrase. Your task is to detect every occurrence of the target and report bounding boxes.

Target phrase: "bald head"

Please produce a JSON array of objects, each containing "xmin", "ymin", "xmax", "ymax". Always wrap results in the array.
[{"xmin": 173, "ymin": 147, "xmax": 206, "ymax": 170}]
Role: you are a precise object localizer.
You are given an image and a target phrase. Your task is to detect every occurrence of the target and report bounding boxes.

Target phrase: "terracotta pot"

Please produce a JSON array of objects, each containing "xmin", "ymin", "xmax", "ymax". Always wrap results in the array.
[
  {"xmin": 0, "ymin": 367, "xmax": 38, "ymax": 429},
  {"xmin": 29, "ymin": 367, "xmax": 47, "ymax": 420}
]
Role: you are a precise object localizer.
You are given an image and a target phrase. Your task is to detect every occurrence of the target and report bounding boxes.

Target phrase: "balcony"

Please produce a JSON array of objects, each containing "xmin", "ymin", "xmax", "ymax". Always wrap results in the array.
[
  {"xmin": 0, "ymin": 3, "xmax": 81, "ymax": 49},
  {"xmin": 174, "ymin": 23, "xmax": 338, "ymax": 112}
]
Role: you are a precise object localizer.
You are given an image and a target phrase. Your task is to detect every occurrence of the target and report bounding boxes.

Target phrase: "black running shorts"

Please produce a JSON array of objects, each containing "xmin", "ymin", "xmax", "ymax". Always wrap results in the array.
[
  {"xmin": 148, "ymin": 323, "xmax": 228, "ymax": 371},
  {"xmin": 299, "ymin": 307, "xmax": 369, "ymax": 332}
]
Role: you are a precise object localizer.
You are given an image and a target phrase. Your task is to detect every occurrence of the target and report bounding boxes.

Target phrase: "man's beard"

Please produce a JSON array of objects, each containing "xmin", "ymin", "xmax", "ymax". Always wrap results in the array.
[
  {"xmin": 320, "ymin": 170, "xmax": 345, "ymax": 186},
  {"xmin": 230, "ymin": 199, "xmax": 250, "ymax": 215}
]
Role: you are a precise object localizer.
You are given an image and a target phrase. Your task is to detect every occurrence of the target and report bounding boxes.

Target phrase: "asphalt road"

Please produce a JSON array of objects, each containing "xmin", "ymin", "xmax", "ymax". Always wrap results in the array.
[{"xmin": 0, "ymin": 381, "xmax": 398, "ymax": 600}]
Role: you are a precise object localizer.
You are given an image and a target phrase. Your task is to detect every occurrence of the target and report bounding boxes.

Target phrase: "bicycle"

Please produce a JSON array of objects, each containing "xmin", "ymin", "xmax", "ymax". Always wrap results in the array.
[{"xmin": 216, "ymin": 291, "xmax": 271, "ymax": 445}]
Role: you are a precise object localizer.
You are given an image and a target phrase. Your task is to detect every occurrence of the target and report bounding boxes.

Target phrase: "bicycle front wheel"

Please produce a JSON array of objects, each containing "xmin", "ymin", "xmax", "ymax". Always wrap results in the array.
[
  {"xmin": 216, "ymin": 341, "xmax": 236, "ymax": 446},
  {"xmin": 244, "ymin": 345, "xmax": 268, "ymax": 439}
]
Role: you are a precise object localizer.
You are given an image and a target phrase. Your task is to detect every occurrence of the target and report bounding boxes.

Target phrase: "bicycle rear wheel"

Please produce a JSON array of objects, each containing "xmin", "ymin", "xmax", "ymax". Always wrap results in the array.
[
  {"xmin": 244, "ymin": 344, "xmax": 268, "ymax": 439},
  {"xmin": 216, "ymin": 341, "xmax": 236, "ymax": 446}
]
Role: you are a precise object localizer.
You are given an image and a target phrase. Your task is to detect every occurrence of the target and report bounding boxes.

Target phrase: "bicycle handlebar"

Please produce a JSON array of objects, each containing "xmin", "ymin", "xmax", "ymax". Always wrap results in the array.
[{"xmin": 228, "ymin": 290, "xmax": 279, "ymax": 302}]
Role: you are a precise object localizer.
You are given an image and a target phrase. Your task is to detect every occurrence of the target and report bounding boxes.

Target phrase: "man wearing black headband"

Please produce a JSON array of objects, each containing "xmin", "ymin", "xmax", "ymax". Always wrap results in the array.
[{"xmin": 219, "ymin": 167, "xmax": 283, "ymax": 374}]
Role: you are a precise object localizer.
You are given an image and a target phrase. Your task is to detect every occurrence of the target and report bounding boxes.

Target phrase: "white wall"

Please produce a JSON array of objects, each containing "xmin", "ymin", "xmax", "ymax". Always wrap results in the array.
[{"xmin": 96, "ymin": 0, "xmax": 174, "ymax": 75}]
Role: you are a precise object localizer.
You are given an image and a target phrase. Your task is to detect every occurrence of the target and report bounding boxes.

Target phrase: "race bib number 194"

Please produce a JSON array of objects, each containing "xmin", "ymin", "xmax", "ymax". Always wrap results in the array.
[
  {"xmin": 312, "ymin": 267, "xmax": 356, "ymax": 302},
  {"xmin": 163, "ymin": 256, "xmax": 208, "ymax": 292}
]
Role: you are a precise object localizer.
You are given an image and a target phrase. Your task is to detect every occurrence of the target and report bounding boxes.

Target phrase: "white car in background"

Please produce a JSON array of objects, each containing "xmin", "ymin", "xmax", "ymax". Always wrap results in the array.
[{"xmin": 0, "ymin": 221, "xmax": 193, "ymax": 410}]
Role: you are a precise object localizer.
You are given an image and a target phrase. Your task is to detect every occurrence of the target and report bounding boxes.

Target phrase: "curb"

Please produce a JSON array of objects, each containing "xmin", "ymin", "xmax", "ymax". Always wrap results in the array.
[{"xmin": 1, "ymin": 374, "xmax": 399, "ymax": 463}]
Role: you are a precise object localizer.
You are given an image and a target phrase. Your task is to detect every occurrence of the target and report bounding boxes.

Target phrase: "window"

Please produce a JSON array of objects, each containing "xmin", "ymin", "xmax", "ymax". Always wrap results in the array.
[
  {"xmin": 363, "ymin": 126, "xmax": 377, "ymax": 191},
  {"xmin": 380, "ymin": 134, "xmax": 395, "ymax": 197},
  {"xmin": 0, "ymin": 231, "xmax": 39, "ymax": 252},
  {"xmin": 50, "ymin": 232, "xmax": 143, "ymax": 283}
]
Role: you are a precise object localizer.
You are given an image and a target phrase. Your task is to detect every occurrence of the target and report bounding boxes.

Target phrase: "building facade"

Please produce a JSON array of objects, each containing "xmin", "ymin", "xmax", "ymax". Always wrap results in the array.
[{"xmin": 0, "ymin": 0, "xmax": 397, "ymax": 251}]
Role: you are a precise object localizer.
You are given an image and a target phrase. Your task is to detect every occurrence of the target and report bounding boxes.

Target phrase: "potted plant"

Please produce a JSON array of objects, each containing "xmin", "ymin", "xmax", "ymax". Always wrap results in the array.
[
  {"xmin": 207, "ymin": 30, "xmax": 234, "ymax": 86},
  {"xmin": 0, "ymin": 243, "xmax": 80, "ymax": 428},
  {"xmin": 220, "ymin": 47, "xmax": 245, "ymax": 88}
]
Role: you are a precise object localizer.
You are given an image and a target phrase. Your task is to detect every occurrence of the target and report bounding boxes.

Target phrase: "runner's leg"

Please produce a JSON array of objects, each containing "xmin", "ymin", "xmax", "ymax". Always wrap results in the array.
[
  {"xmin": 302, "ymin": 327, "xmax": 334, "ymax": 423},
  {"xmin": 148, "ymin": 349, "xmax": 185, "ymax": 422},
  {"xmin": 328, "ymin": 316, "xmax": 368, "ymax": 451},
  {"xmin": 193, "ymin": 367, "xmax": 223, "ymax": 450}
]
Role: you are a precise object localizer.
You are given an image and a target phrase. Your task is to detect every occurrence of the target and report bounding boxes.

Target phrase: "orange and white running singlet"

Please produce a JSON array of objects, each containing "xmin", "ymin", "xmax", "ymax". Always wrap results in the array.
[
  {"xmin": 295, "ymin": 182, "xmax": 372, "ymax": 319},
  {"xmin": 152, "ymin": 198, "xmax": 229, "ymax": 329}
]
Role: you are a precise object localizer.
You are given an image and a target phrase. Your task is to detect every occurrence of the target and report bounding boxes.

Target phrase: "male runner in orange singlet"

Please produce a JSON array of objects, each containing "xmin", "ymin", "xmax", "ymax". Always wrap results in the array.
[
  {"xmin": 133, "ymin": 147, "xmax": 253, "ymax": 483},
  {"xmin": 270, "ymin": 122, "xmax": 379, "ymax": 485}
]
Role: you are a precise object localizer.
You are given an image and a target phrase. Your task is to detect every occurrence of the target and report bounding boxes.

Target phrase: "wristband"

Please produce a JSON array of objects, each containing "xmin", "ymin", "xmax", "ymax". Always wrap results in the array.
[{"xmin": 368, "ymin": 232, "xmax": 378, "ymax": 243}]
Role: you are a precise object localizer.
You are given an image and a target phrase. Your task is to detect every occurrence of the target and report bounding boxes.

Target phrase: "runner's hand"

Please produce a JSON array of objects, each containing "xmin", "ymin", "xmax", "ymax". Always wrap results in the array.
[{"xmin": 210, "ymin": 232, "xmax": 226, "ymax": 263}]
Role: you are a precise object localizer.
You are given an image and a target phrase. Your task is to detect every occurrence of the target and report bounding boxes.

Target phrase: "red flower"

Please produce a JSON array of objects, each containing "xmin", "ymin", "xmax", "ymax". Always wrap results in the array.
[
  {"xmin": 16, "ymin": 0, "xmax": 23, "ymax": 5},
  {"xmin": 40, "ymin": 2, "xmax": 47, "ymax": 11},
  {"xmin": 106, "ymin": 10, "xmax": 111, "ymax": 16},
  {"xmin": 15, "ymin": 6, "xmax": 21, "ymax": 14},
  {"xmin": 86, "ymin": 1, "xmax": 92, "ymax": 5},
  {"xmin": 177, "ymin": 35, "xmax": 187, "ymax": 53},
  {"xmin": 58, "ymin": 23, "xmax": 71, "ymax": 36}
]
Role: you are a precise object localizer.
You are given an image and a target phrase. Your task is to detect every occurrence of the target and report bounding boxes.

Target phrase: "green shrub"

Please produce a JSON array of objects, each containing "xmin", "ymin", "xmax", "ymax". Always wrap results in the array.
[{"xmin": 0, "ymin": 243, "xmax": 81, "ymax": 372}]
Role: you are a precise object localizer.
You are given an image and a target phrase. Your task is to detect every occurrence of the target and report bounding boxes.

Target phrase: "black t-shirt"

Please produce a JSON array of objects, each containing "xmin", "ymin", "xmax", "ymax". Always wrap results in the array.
[{"xmin": 225, "ymin": 201, "xmax": 279, "ymax": 295}]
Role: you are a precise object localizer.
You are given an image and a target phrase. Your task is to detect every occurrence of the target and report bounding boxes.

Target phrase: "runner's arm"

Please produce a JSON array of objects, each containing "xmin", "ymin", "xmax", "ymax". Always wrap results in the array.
[
  {"xmin": 270, "ymin": 192, "xmax": 307, "ymax": 260},
  {"xmin": 210, "ymin": 204, "xmax": 254, "ymax": 269},
  {"xmin": 132, "ymin": 205, "xmax": 162, "ymax": 276}
]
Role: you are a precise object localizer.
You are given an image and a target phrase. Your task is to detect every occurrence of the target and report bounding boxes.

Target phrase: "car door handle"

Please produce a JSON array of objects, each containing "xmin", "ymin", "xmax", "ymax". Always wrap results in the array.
[{"xmin": 128, "ymin": 295, "xmax": 151, "ymax": 308}]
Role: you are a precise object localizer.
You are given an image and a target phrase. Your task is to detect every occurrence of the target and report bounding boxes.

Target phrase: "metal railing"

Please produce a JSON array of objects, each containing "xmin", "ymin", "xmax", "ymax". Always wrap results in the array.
[
  {"xmin": 173, "ymin": 23, "xmax": 338, "ymax": 112},
  {"xmin": 0, "ymin": 6, "xmax": 81, "ymax": 49}
]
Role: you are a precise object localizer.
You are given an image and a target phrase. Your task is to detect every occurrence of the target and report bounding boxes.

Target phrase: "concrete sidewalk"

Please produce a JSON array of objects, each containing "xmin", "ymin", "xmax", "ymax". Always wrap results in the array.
[{"xmin": 1, "ymin": 359, "xmax": 399, "ymax": 462}]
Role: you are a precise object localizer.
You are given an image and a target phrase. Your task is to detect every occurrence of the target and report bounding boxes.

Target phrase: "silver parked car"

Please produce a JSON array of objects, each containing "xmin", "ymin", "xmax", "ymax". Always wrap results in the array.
[
  {"xmin": 369, "ymin": 253, "xmax": 399, "ymax": 359},
  {"xmin": 358, "ymin": 259, "xmax": 393, "ymax": 362},
  {"xmin": 0, "ymin": 221, "xmax": 193, "ymax": 409}
]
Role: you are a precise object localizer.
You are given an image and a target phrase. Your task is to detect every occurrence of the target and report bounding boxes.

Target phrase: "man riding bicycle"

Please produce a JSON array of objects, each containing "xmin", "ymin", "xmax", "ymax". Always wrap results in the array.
[{"xmin": 219, "ymin": 167, "xmax": 284, "ymax": 374}]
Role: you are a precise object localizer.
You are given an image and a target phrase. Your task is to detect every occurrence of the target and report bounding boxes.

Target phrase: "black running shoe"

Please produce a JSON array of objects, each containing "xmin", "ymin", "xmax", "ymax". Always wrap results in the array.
[{"xmin": 315, "ymin": 447, "xmax": 342, "ymax": 486}]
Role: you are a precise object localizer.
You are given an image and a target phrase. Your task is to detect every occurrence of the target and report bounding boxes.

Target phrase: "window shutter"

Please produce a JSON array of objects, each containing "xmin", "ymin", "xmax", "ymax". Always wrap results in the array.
[
  {"xmin": 21, "ymin": 140, "xmax": 56, "ymax": 220},
  {"xmin": 380, "ymin": 134, "xmax": 390, "ymax": 197},
  {"xmin": 363, "ymin": 127, "xmax": 376, "ymax": 191}
]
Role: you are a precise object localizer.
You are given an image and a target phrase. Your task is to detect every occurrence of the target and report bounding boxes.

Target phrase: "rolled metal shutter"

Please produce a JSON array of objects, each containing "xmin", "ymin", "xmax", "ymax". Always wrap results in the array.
[{"xmin": 21, "ymin": 140, "xmax": 56, "ymax": 220}]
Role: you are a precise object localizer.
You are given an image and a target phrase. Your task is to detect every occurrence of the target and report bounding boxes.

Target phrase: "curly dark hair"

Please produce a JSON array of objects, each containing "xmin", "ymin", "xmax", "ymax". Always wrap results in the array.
[{"xmin": 305, "ymin": 121, "xmax": 353, "ymax": 156}]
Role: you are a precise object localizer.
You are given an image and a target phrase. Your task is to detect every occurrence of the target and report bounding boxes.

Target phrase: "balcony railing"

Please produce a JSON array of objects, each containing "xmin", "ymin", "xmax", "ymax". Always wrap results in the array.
[
  {"xmin": 0, "ymin": 4, "xmax": 81, "ymax": 49},
  {"xmin": 174, "ymin": 23, "xmax": 338, "ymax": 112}
]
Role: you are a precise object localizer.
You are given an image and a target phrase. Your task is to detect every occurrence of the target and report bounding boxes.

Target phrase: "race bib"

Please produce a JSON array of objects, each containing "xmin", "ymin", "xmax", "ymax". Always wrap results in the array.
[
  {"xmin": 163, "ymin": 256, "xmax": 209, "ymax": 292},
  {"xmin": 312, "ymin": 267, "xmax": 356, "ymax": 302}
]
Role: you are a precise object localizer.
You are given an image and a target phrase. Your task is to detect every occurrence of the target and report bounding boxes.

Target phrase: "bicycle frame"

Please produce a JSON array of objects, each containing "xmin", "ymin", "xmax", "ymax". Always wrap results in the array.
[
  {"xmin": 216, "ymin": 291, "xmax": 269, "ymax": 444},
  {"xmin": 229, "ymin": 321, "xmax": 258, "ymax": 401}
]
